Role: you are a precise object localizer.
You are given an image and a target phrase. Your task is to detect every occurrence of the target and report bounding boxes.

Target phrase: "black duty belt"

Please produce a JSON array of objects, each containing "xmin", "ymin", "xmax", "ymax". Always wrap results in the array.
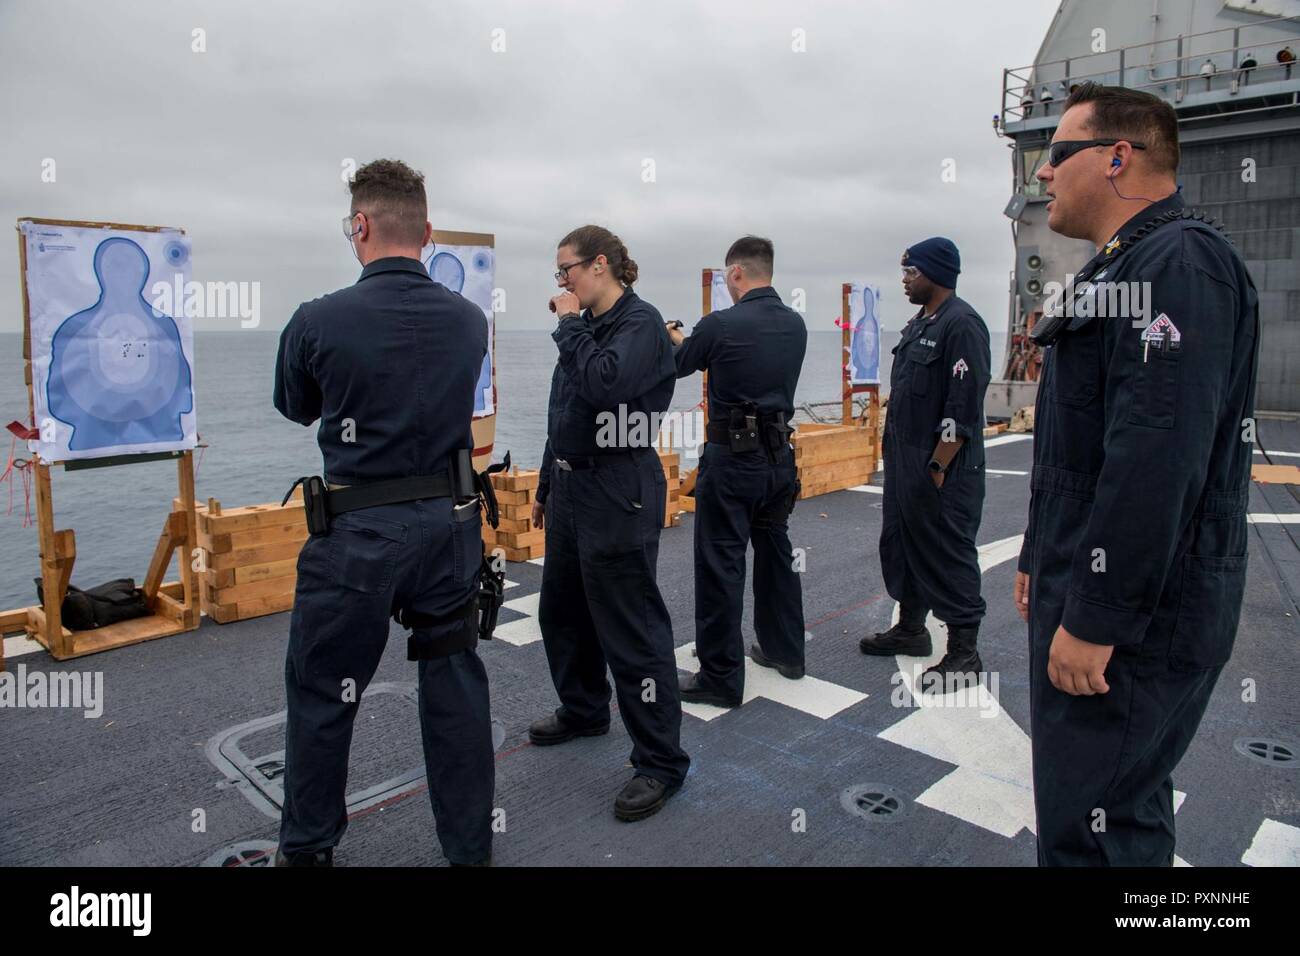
[
  {"xmin": 553, "ymin": 450, "xmax": 643, "ymax": 471},
  {"xmin": 283, "ymin": 449, "xmax": 478, "ymax": 537},
  {"xmin": 705, "ymin": 404, "xmax": 793, "ymax": 458}
]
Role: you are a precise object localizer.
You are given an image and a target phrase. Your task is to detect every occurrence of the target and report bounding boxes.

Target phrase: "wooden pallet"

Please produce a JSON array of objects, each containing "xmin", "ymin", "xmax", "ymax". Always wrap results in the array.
[
  {"xmin": 193, "ymin": 491, "xmax": 307, "ymax": 624},
  {"xmin": 792, "ymin": 422, "xmax": 879, "ymax": 499},
  {"xmin": 482, "ymin": 467, "xmax": 545, "ymax": 562}
]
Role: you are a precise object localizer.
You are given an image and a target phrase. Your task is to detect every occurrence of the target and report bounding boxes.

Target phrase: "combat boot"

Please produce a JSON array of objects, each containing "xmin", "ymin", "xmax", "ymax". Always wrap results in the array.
[
  {"xmin": 920, "ymin": 624, "xmax": 984, "ymax": 694},
  {"xmin": 859, "ymin": 606, "xmax": 931, "ymax": 656}
]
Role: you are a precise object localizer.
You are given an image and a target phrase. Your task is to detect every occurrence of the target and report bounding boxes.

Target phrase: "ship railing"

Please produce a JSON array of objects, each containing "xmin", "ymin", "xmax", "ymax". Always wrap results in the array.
[{"xmin": 999, "ymin": 13, "xmax": 1300, "ymax": 131}]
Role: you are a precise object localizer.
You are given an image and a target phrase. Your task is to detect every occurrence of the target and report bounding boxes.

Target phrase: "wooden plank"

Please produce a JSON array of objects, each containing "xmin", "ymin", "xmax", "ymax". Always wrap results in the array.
[
  {"xmin": 1252, "ymin": 464, "xmax": 1300, "ymax": 484},
  {"xmin": 207, "ymin": 557, "xmax": 299, "ymax": 589},
  {"xmin": 493, "ymin": 470, "xmax": 539, "ymax": 492},
  {"xmin": 490, "ymin": 515, "xmax": 533, "ymax": 535},
  {"xmin": 841, "ymin": 283, "xmax": 852, "ymax": 425},
  {"xmin": 208, "ymin": 539, "xmax": 305, "ymax": 570},
  {"xmin": 798, "ymin": 456, "xmax": 877, "ymax": 484},
  {"xmin": 493, "ymin": 488, "xmax": 533, "ymax": 506},
  {"xmin": 33, "ymin": 461, "xmax": 71, "ymax": 659},
  {"xmin": 205, "ymin": 574, "xmax": 299, "ymax": 605},
  {"xmin": 200, "ymin": 504, "xmax": 307, "ymax": 534},
  {"xmin": 492, "ymin": 543, "xmax": 545, "ymax": 562},
  {"xmin": 141, "ymin": 510, "xmax": 184, "ymax": 599},
  {"xmin": 681, "ymin": 494, "xmax": 696, "ymax": 513},
  {"xmin": 200, "ymin": 521, "xmax": 308, "ymax": 554},
  {"xmin": 495, "ymin": 529, "xmax": 544, "ymax": 549},
  {"xmin": 59, "ymin": 614, "xmax": 189, "ymax": 660},
  {"xmin": 208, "ymin": 590, "xmax": 295, "ymax": 625}
]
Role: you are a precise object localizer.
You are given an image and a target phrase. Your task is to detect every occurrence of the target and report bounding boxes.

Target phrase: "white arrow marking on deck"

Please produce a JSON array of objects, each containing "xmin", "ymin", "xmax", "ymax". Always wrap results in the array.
[
  {"xmin": 493, "ymin": 591, "xmax": 543, "ymax": 646},
  {"xmin": 876, "ymin": 533, "xmax": 1190, "ymax": 859},
  {"xmin": 1241, "ymin": 819, "xmax": 1300, "ymax": 867},
  {"xmin": 674, "ymin": 642, "xmax": 866, "ymax": 722},
  {"xmin": 984, "ymin": 434, "xmax": 1032, "ymax": 448}
]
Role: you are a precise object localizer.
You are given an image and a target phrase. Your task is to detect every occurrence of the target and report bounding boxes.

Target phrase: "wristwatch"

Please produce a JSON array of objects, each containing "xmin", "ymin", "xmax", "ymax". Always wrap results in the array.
[{"xmin": 927, "ymin": 459, "xmax": 947, "ymax": 474}]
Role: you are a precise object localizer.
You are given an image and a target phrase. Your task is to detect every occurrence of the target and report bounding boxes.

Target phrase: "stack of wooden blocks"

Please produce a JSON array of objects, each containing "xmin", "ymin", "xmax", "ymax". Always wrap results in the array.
[
  {"xmin": 791, "ymin": 423, "xmax": 880, "ymax": 499},
  {"xmin": 658, "ymin": 449, "xmax": 683, "ymax": 528},
  {"xmin": 483, "ymin": 468, "xmax": 545, "ymax": 562},
  {"xmin": 194, "ymin": 494, "xmax": 307, "ymax": 624}
]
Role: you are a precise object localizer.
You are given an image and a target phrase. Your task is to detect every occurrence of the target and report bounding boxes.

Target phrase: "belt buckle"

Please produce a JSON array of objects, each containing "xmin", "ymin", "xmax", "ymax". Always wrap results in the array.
[{"xmin": 555, "ymin": 458, "xmax": 572, "ymax": 472}]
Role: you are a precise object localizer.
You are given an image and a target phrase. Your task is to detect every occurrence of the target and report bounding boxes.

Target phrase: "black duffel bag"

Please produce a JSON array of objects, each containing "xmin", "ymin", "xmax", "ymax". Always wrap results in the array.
[{"xmin": 34, "ymin": 577, "xmax": 150, "ymax": 631}]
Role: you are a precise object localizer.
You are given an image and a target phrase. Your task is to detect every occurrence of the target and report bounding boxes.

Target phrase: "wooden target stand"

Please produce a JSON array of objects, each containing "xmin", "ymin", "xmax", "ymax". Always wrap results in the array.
[
  {"xmin": 678, "ymin": 276, "xmax": 880, "ymax": 512},
  {"xmin": 0, "ymin": 218, "xmax": 200, "ymax": 663}
]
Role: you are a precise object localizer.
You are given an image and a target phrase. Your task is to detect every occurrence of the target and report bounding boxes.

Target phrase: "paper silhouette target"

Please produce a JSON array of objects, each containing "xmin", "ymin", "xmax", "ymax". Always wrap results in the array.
[
  {"xmin": 21, "ymin": 221, "xmax": 197, "ymax": 463},
  {"xmin": 848, "ymin": 282, "xmax": 882, "ymax": 385},
  {"xmin": 421, "ymin": 241, "xmax": 495, "ymax": 417}
]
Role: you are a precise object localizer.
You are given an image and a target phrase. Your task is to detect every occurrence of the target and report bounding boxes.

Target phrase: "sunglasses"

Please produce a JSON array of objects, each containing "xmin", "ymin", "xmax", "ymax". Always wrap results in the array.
[{"xmin": 1045, "ymin": 138, "xmax": 1146, "ymax": 168}]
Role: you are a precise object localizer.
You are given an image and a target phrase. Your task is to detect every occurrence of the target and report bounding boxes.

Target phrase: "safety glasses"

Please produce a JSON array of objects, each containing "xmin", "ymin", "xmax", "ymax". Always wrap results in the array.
[{"xmin": 1045, "ymin": 139, "xmax": 1146, "ymax": 168}]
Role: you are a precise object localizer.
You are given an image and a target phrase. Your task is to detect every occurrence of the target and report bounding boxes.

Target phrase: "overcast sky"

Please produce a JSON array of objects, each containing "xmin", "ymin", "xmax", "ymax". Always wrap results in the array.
[{"xmin": 0, "ymin": 0, "xmax": 1059, "ymax": 337}]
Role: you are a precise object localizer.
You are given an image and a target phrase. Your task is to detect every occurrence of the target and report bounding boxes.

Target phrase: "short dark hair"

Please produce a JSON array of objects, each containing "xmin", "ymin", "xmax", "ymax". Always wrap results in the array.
[
  {"xmin": 1062, "ymin": 82, "xmax": 1179, "ymax": 173},
  {"xmin": 349, "ymin": 158, "xmax": 428, "ymax": 246},
  {"xmin": 725, "ymin": 235, "xmax": 774, "ymax": 278}
]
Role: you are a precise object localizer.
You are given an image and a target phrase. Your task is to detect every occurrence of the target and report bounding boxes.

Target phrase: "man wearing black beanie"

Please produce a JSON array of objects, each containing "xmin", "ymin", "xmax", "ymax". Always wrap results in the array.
[{"xmin": 860, "ymin": 237, "xmax": 991, "ymax": 691}]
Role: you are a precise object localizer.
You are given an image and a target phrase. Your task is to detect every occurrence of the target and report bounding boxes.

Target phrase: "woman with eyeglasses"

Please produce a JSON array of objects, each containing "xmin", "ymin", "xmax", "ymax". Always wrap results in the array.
[{"xmin": 525, "ymin": 224, "xmax": 689, "ymax": 822}]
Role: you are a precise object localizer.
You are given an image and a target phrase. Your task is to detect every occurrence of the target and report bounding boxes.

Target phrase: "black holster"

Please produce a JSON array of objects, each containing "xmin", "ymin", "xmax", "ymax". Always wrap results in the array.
[{"xmin": 388, "ymin": 451, "xmax": 514, "ymax": 659}]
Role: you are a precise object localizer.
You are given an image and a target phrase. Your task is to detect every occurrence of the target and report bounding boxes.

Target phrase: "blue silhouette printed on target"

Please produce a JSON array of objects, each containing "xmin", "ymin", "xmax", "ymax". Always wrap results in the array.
[
  {"xmin": 423, "ymin": 243, "xmax": 495, "ymax": 417},
  {"xmin": 848, "ymin": 282, "xmax": 881, "ymax": 385},
  {"xmin": 44, "ymin": 236, "xmax": 194, "ymax": 454}
]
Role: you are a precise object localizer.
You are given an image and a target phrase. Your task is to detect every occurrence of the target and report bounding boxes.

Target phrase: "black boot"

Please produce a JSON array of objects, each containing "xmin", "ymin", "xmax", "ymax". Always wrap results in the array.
[
  {"xmin": 920, "ymin": 624, "xmax": 984, "ymax": 694},
  {"xmin": 750, "ymin": 642, "xmax": 804, "ymax": 680},
  {"xmin": 274, "ymin": 847, "xmax": 334, "ymax": 867},
  {"xmin": 527, "ymin": 711, "xmax": 610, "ymax": 746},
  {"xmin": 614, "ymin": 774, "xmax": 679, "ymax": 822},
  {"xmin": 679, "ymin": 673, "xmax": 741, "ymax": 708},
  {"xmin": 859, "ymin": 606, "xmax": 931, "ymax": 656}
]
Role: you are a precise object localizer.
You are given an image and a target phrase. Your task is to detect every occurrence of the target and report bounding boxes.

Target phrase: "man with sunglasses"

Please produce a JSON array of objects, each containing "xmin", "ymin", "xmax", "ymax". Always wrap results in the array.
[
  {"xmin": 1020, "ymin": 83, "xmax": 1260, "ymax": 865},
  {"xmin": 861, "ymin": 237, "xmax": 991, "ymax": 690},
  {"xmin": 273, "ymin": 159, "xmax": 494, "ymax": 866}
]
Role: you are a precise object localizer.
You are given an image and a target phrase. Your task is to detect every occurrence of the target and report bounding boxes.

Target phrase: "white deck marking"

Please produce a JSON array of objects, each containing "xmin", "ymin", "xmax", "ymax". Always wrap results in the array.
[
  {"xmin": 984, "ymin": 434, "xmax": 1032, "ymax": 449},
  {"xmin": 848, "ymin": 484, "xmax": 883, "ymax": 494},
  {"xmin": 986, "ymin": 469, "xmax": 1029, "ymax": 476},
  {"xmin": 527, "ymin": 556, "xmax": 546, "ymax": 566},
  {"xmin": 674, "ymin": 642, "xmax": 866, "ymax": 723},
  {"xmin": 878, "ymin": 536, "xmax": 1037, "ymax": 837},
  {"xmin": 1241, "ymin": 819, "xmax": 1300, "ymax": 867},
  {"xmin": 3, "ymin": 634, "xmax": 43, "ymax": 660},
  {"xmin": 1247, "ymin": 513, "xmax": 1300, "ymax": 524},
  {"xmin": 1252, "ymin": 449, "xmax": 1300, "ymax": 458},
  {"xmin": 878, "ymin": 534, "xmax": 1201, "ymax": 856},
  {"xmin": 493, "ymin": 591, "xmax": 543, "ymax": 646}
]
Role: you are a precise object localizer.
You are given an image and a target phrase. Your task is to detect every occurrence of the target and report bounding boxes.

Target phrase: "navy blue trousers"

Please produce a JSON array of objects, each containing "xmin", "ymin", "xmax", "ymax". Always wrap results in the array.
[
  {"xmin": 279, "ymin": 499, "xmax": 494, "ymax": 864},
  {"xmin": 537, "ymin": 450, "xmax": 689, "ymax": 787},
  {"xmin": 692, "ymin": 442, "xmax": 805, "ymax": 699}
]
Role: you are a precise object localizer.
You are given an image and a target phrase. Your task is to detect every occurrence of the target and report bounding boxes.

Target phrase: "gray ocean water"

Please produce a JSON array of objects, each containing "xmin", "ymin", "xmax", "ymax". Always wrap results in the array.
[{"xmin": 0, "ymin": 328, "xmax": 1005, "ymax": 610}]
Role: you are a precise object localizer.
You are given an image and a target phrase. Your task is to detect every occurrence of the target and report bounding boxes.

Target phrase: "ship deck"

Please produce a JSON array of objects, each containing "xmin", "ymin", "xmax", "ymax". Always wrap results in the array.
[{"xmin": 2, "ymin": 422, "xmax": 1298, "ymax": 868}]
